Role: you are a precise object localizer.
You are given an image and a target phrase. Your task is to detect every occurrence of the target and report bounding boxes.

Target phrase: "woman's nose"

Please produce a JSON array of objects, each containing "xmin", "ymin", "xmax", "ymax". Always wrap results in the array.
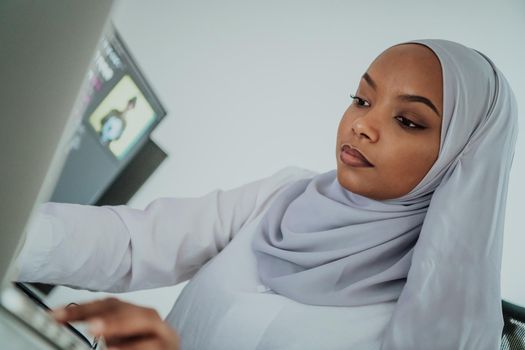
[{"xmin": 352, "ymin": 116, "xmax": 379, "ymax": 142}]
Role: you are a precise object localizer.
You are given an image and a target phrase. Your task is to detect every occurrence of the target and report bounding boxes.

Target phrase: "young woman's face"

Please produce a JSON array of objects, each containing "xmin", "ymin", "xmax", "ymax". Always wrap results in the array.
[{"xmin": 336, "ymin": 44, "xmax": 443, "ymax": 200}]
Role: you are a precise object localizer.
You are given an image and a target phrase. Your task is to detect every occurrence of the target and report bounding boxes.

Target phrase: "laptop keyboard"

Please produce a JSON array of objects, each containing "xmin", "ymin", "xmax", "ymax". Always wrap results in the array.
[{"xmin": 1, "ymin": 286, "xmax": 102, "ymax": 349}]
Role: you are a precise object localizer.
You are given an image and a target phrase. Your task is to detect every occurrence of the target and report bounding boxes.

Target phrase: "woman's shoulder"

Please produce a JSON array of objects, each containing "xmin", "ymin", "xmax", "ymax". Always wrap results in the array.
[
  {"xmin": 262, "ymin": 166, "xmax": 318, "ymax": 189},
  {"xmin": 269, "ymin": 166, "xmax": 319, "ymax": 181},
  {"xmin": 250, "ymin": 166, "xmax": 318, "ymax": 201}
]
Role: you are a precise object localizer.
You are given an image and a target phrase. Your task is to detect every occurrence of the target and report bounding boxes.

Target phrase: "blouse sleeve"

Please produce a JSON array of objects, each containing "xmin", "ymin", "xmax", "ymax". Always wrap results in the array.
[{"xmin": 15, "ymin": 166, "xmax": 316, "ymax": 293}]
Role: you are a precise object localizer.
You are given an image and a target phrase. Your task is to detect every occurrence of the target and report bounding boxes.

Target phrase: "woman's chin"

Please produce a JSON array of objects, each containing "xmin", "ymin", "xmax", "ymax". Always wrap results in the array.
[
  {"xmin": 335, "ymin": 168, "xmax": 394, "ymax": 201},
  {"xmin": 336, "ymin": 168, "xmax": 364, "ymax": 194}
]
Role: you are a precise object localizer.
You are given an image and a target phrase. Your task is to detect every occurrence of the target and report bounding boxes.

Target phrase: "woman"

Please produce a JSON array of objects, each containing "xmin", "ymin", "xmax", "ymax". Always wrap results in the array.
[{"xmin": 18, "ymin": 39, "xmax": 518, "ymax": 350}]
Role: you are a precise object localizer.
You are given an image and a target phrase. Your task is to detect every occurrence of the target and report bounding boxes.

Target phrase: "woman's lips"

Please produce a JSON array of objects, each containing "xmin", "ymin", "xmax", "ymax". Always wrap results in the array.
[{"xmin": 340, "ymin": 145, "xmax": 374, "ymax": 167}]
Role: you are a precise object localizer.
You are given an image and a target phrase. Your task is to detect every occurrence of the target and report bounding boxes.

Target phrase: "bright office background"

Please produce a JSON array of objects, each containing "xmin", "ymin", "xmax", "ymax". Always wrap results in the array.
[{"xmin": 46, "ymin": 0, "xmax": 525, "ymax": 317}]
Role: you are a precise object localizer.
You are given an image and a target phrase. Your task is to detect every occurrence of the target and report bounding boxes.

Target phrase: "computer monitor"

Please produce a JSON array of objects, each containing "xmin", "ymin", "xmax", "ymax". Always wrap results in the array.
[
  {"xmin": 50, "ymin": 28, "xmax": 167, "ymax": 205},
  {"xmin": 0, "ymin": 0, "xmax": 114, "ymax": 286},
  {"xmin": 86, "ymin": 29, "xmax": 166, "ymax": 160}
]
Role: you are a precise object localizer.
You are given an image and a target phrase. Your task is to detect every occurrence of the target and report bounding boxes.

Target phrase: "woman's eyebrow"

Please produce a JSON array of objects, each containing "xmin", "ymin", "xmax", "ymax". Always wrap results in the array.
[
  {"xmin": 362, "ymin": 72, "xmax": 377, "ymax": 90},
  {"xmin": 362, "ymin": 72, "xmax": 441, "ymax": 118},
  {"xmin": 397, "ymin": 94, "xmax": 441, "ymax": 118}
]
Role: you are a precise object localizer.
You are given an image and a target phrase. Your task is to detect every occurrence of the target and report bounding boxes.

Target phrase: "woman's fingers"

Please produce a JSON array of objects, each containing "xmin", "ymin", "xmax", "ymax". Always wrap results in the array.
[
  {"xmin": 52, "ymin": 297, "xmax": 121, "ymax": 322},
  {"xmin": 95, "ymin": 307, "xmax": 179, "ymax": 350},
  {"xmin": 51, "ymin": 297, "xmax": 180, "ymax": 350},
  {"xmin": 88, "ymin": 304, "xmax": 168, "ymax": 339}
]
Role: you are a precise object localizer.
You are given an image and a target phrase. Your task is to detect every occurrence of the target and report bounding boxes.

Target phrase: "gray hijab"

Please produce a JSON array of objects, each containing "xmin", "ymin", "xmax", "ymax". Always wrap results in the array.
[{"xmin": 252, "ymin": 39, "xmax": 518, "ymax": 349}]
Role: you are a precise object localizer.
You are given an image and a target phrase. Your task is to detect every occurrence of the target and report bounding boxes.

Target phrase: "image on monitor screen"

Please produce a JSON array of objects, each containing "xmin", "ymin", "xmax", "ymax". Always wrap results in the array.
[{"xmin": 88, "ymin": 74, "xmax": 156, "ymax": 159}]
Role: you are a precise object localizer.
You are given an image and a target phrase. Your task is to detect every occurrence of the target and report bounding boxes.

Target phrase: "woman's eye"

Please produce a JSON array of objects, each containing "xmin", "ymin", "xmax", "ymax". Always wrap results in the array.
[
  {"xmin": 349, "ymin": 94, "xmax": 370, "ymax": 107},
  {"xmin": 395, "ymin": 116, "xmax": 424, "ymax": 129}
]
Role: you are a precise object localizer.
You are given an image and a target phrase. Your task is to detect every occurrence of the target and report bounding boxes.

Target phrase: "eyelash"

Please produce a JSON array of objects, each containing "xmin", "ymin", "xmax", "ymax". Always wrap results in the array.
[
  {"xmin": 349, "ymin": 94, "xmax": 369, "ymax": 107},
  {"xmin": 349, "ymin": 94, "xmax": 425, "ymax": 130}
]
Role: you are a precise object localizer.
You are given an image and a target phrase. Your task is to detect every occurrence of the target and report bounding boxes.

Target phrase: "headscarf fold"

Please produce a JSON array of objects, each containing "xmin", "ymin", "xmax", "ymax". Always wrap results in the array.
[{"xmin": 252, "ymin": 39, "xmax": 518, "ymax": 349}]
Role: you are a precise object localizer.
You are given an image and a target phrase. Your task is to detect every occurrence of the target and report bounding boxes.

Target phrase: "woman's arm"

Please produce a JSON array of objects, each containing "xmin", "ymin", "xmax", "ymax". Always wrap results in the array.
[{"xmin": 16, "ymin": 166, "xmax": 315, "ymax": 292}]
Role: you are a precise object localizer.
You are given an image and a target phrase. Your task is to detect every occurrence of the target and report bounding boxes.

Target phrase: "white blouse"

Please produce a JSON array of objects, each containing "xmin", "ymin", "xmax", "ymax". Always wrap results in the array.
[{"xmin": 17, "ymin": 166, "xmax": 395, "ymax": 350}]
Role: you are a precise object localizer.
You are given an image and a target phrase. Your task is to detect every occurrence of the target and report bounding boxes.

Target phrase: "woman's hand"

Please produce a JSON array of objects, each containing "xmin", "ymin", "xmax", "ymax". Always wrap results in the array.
[{"xmin": 51, "ymin": 297, "xmax": 180, "ymax": 350}]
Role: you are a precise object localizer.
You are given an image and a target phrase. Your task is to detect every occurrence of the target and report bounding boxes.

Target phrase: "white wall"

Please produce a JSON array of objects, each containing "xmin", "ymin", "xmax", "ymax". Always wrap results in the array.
[{"xmin": 48, "ymin": 0, "xmax": 525, "ymax": 312}]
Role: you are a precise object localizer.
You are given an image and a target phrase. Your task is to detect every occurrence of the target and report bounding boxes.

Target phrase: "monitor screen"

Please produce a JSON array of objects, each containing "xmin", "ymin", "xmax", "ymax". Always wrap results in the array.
[{"xmin": 82, "ymin": 29, "xmax": 166, "ymax": 161}]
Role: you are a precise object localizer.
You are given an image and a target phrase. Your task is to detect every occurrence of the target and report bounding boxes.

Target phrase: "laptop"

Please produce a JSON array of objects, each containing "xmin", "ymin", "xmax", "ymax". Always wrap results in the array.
[{"xmin": 0, "ymin": 1, "xmax": 115, "ymax": 348}]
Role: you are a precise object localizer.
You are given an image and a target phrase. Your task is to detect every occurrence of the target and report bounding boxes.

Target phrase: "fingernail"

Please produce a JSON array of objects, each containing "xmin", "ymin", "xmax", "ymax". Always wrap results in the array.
[
  {"xmin": 88, "ymin": 319, "xmax": 105, "ymax": 335},
  {"xmin": 51, "ymin": 308, "xmax": 67, "ymax": 320}
]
